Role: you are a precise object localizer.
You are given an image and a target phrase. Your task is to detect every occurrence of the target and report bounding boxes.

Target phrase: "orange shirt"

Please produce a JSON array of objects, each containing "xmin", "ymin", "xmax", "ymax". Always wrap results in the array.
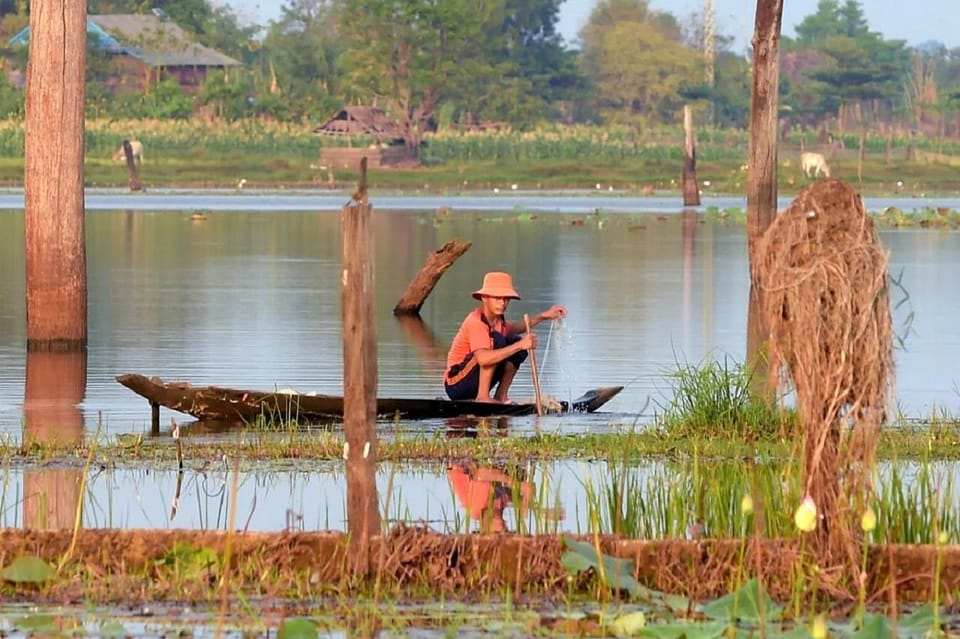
[
  {"xmin": 445, "ymin": 308, "xmax": 508, "ymax": 371},
  {"xmin": 447, "ymin": 465, "xmax": 494, "ymax": 520}
]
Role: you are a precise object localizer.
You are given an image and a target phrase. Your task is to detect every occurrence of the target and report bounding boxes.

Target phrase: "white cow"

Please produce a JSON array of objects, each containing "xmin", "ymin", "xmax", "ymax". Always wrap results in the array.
[
  {"xmin": 112, "ymin": 140, "xmax": 144, "ymax": 164},
  {"xmin": 800, "ymin": 151, "xmax": 830, "ymax": 178}
]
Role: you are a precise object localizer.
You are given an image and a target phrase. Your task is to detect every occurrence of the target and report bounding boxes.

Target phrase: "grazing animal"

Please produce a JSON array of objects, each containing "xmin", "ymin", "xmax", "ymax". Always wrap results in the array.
[
  {"xmin": 800, "ymin": 151, "xmax": 830, "ymax": 178},
  {"xmin": 112, "ymin": 140, "xmax": 144, "ymax": 164}
]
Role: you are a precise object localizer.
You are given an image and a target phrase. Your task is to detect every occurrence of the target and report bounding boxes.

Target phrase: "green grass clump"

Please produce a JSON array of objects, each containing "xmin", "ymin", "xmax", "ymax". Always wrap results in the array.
[{"xmin": 656, "ymin": 356, "xmax": 795, "ymax": 440}]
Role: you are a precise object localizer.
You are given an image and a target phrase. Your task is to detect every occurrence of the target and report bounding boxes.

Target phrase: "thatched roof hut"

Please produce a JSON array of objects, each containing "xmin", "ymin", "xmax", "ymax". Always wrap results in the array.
[{"xmin": 313, "ymin": 106, "xmax": 405, "ymax": 144}]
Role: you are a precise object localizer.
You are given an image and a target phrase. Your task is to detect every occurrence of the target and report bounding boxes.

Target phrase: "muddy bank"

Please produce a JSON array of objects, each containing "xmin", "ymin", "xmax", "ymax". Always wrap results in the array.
[{"xmin": 0, "ymin": 527, "xmax": 955, "ymax": 606}]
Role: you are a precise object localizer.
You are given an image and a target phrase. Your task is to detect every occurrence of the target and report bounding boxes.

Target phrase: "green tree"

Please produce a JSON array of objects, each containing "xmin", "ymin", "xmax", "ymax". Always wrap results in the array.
[
  {"xmin": 260, "ymin": 0, "xmax": 343, "ymax": 121},
  {"xmin": 200, "ymin": 5, "xmax": 263, "ymax": 62},
  {"xmin": 783, "ymin": 0, "xmax": 910, "ymax": 128},
  {"xmin": 472, "ymin": 0, "xmax": 586, "ymax": 124},
  {"xmin": 336, "ymin": 0, "xmax": 499, "ymax": 149},
  {"xmin": 579, "ymin": 0, "xmax": 698, "ymax": 125},
  {"xmin": 0, "ymin": 72, "xmax": 23, "ymax": 118}
]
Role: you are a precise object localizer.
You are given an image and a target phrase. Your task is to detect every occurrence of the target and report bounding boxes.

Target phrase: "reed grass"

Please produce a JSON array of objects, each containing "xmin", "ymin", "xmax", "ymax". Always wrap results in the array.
[
  {"xmin": 3, "ymin": 411, "xmax": 960, "ymax": 468},
  {"xmin": 655, "ymin": 355, "xmax": 796, "ymax": 441}
]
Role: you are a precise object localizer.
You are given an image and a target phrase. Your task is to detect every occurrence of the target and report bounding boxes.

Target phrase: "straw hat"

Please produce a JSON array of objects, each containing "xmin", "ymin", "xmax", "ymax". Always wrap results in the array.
[{"xmin": 472, "ymin": 271, "xmax": 521, "ymax": 300}]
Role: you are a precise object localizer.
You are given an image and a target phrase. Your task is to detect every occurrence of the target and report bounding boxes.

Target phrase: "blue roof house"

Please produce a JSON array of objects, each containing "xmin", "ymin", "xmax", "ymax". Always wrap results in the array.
[{"xmin": 10, "ymin": 13, "xmax": 240, "ymax": 94}]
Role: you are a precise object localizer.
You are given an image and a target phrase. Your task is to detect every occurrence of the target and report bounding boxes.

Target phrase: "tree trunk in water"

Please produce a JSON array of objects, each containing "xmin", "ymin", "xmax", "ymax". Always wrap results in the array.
[
  {"xmin": 122, "ymin": 139, "xmax": 143, "ymax": 191},
  {"xmin": 746, "ymin": 0, "xmax": 784, "ymax": 276},
  {"xmin": 393, "ymin": 239, "xmax": 472, "ymax": 316},
  {"xmin": 745, "ymin": 0, "xmax": 783, "ymax": 401},
  {"xmin": 341, "ymin": 193, "xmax": 380, "ymax": 576},
  {"xmin": 681, "ymin": 105, "xmax": 701, "ymax": 206},
  {"xmin": 24, "ymin": 0, "xmax": 87, "ymax": 352}
]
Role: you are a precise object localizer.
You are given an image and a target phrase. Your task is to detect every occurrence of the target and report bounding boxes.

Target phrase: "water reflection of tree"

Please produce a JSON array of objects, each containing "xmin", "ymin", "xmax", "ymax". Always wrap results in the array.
[{"xmin": 22, "ymin": 351, "xmax": 86, "ymax": 530}]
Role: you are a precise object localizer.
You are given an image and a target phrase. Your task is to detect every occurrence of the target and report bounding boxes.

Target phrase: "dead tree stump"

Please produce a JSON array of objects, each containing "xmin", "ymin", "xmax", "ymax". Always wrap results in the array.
[
  {"xmin": 393, "ymin": 239, "xmax": 472, "ymax": 316},
  {"xmin": 681, "ymin": 105, "xmax": 700, "ymax": 206},
  {"xmin": 122, "ymin": 140, "xmax": 142, "ymax": 191}
]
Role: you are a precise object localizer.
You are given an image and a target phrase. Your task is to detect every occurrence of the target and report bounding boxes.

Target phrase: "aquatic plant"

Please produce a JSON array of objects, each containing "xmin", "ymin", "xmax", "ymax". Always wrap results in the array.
[{"xmin": 655, "ymin": 355, "xmax": 794, "ymax": 440}]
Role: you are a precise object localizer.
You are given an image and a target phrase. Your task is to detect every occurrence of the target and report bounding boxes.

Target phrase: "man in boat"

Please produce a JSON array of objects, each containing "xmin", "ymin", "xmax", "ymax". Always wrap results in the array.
[{"xmin": 444, "ymin": 271, "xmax": 566, "ymax": 403}]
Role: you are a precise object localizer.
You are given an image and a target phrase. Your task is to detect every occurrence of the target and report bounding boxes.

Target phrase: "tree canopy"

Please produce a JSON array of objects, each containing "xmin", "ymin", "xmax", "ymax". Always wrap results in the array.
[{"xmin": 2, "ymin": 0, "xmax": 959, "ymax": 139}]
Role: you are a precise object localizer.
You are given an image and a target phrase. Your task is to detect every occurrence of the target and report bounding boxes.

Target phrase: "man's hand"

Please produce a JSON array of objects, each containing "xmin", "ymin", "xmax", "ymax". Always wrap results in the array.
[
  {"xmin": 542, "ymin": 305, "xmax": 568, "ymax": 321},
  {"xmin": 520, "ymin": 333, "xmax": 538, "ymax": 350}
]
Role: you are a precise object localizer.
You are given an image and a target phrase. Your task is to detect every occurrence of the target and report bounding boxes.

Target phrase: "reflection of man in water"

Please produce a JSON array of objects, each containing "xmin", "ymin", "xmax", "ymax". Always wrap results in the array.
[
  {"xmin": 448, "ymin": 460, "xmax": 563, "ymax": 533},
  {"xmin": 448, "ymin": 461, "xmax": 525, "ymax": 533}
]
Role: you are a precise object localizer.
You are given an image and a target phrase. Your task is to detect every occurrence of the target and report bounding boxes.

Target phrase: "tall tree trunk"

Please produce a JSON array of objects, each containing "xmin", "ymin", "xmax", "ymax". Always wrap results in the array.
[
  {"xmin": 24, "ymin": 0, "xmax": 87, "ymax": 352},
  {"xmin": 681, "ymin": 105, "xmax": 701, "ymax": 206},
  {"xmin": 341, "ymin": 161, "xmax": 380, "ymax": 575},
  {"xmin": 745, "ymin": 0, "xmax": 783, "ymax": 404},
  {"xmin": 746, "ymin": 0, "xmax": 783, "ymax": 279}
]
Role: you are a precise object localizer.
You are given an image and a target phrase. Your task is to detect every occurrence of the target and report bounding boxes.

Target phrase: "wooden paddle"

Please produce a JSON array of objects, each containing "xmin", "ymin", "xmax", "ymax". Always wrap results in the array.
[{"xmin": 523, "ymin": 313, "xmax": 544, "ymax": 416}]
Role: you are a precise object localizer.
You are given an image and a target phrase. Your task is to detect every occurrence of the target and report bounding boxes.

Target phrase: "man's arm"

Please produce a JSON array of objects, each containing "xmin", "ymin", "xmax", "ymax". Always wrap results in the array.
[{"xmin": 473, "ymin": 333, "xmax": 534, "ymax": 366}]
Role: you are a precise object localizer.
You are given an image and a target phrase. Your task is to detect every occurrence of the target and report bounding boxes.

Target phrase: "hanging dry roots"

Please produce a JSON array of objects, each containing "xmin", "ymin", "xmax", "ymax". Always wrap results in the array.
[{"xmin": 755, "ymin": 178, "xmax": 894, "ymax": 592}]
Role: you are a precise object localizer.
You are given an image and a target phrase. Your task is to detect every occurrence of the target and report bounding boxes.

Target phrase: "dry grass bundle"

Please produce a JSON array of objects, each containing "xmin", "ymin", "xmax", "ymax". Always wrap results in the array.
[{"xmin": 755, "ymin": 178, "xmax": 894, "ymax": 587}]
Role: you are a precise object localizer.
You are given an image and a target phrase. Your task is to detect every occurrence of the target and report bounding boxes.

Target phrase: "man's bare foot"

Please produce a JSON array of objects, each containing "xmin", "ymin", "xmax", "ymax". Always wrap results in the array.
[{"xmin": 475, "ymin": 395, "xmax": 498, "ymax": 403}]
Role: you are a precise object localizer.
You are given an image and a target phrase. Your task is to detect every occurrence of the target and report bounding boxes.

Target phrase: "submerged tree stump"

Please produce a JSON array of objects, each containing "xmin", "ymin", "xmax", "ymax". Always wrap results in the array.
[
  {"xmin": 393, "ymin": 239, "xmax": 472, "ymax": 316},
  {"xmin": 122, "ymin": 139, "xmax": 143, "ymax": 191},
  {"xmin": 681, "ymin": 105, "xmax": 700, "ymax": 206}
]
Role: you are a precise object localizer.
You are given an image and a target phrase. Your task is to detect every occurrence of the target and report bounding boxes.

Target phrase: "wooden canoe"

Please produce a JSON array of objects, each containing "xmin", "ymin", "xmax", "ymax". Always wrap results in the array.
[{"xmin": 116, "ymin": 373, "xmax": 624, "ymax": 429}]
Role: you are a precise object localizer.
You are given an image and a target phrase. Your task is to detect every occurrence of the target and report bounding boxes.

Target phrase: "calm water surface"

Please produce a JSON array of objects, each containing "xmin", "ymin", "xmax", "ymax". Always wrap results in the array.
[
  {"xmin": 0, "ymin": 197, "xmax": 957, "ymax": 438},
  {"xmin": 0, "ymin": 459, "xmax": 954, "ymax": 536},
  {"xmin": 0, "ymin": 194, "xmax": 958, "ymax": 534}
]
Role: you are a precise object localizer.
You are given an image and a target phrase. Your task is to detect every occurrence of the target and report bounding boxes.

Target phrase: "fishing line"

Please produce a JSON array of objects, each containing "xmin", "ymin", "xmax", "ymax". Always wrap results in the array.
[{"xmin": 540, "ymin": 317, "xmax": 556, "ymax": 373}]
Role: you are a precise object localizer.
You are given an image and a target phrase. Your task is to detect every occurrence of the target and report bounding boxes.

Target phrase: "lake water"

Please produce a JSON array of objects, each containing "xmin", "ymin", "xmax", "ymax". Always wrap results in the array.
[
  {"xmin": 0, "ymin": 192, "xmax": 957, "ymax": 439},
  {"xmin": 1, "ymin": 458, "xmax": 955, "ymax": 539},
  {"xmin": 0, "ymin": 192, "xmax": 958, "ymax": 533}
]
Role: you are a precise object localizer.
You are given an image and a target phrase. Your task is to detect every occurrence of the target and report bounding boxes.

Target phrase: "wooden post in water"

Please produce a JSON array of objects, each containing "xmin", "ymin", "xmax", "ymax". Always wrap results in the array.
[
  {"xmin": 681, "ymin": 105, "xmax": 701, "ymax": 206},
  {"xmin": 341, "ymin": 157, "xmax": 380, "ymax": 573},
  {"xmin": 122, "ymin": 139, "xmax": 143, "ymax": 191}
]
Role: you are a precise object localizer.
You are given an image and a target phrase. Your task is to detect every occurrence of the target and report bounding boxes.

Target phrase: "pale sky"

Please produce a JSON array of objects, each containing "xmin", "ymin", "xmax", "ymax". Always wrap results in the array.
[{"xmin": 222, "ymin": 0, "xmax": 958, "ymax": 52}]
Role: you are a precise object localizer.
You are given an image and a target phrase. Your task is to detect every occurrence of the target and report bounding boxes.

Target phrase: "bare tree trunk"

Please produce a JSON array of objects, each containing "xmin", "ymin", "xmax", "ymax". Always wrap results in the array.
[
  {"xmin": 121, "ymin": 139, "xmax": 143, "ymax": 191},
  {"xmin": 24, "ymin": 0, "xmax": 87, "ymax": 352},
  {"xmin": 745, "ymin": 0, "xmax": 784, "ymax": 280},
  {"xmin": 341, "ymin": 161, "xmax": 380, "ymax": 575},
  {"xmin": 393, "ymin": 239, "xmax": 472, "ymax": 316},
  {"xmin": 745, "ymin": 0, "xmax": 783, "ymax": 405},
  {"xmin": 681, "ymin": 105, "xmax": 701, "ymax": 206}
]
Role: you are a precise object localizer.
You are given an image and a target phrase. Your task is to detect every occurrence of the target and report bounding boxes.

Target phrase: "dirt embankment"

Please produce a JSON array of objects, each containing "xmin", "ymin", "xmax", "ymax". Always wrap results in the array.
[{"xmin": 0, "ymin": 527, "xmax": 956, "ymax": 606}]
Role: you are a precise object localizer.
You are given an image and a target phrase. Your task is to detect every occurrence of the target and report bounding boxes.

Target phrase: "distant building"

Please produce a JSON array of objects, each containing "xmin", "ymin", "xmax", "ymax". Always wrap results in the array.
[
  {"xmin": 9, "ymin": 13, "xmax": 241, "ymax": 94},
  {"xmin": 313, "ymin": 106, "xmax": 417, "ymax": 168},
  {"xmin": 313, "ymin": 106, "xmax": 406, "ymax": 145}
]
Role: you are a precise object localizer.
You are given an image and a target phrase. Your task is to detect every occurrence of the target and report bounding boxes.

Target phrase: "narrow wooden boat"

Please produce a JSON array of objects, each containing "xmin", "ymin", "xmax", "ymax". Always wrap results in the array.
[{"xmin": 116, "ymin": 373, "xmax": 624, "ymax": 430}]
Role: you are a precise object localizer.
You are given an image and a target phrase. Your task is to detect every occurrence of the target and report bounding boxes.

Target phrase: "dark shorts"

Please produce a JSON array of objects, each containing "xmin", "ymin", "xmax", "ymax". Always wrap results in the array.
[{"xmin": 444, "ymin": 332, "xmax": 527, "ymax": 401}]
